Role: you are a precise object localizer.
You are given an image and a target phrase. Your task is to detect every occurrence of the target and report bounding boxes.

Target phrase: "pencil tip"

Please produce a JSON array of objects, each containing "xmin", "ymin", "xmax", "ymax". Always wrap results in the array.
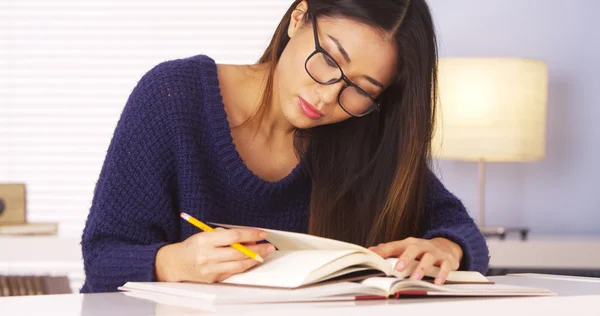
[{"xmin": 255, "ymin": 255, "xmax": 265, "ymax": 263}]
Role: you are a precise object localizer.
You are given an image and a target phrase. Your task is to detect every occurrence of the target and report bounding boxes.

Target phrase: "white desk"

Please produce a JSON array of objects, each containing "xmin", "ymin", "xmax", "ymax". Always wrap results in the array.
[
  {"xmin": 0, "ymin": 274, "xmax": 599, "ymax": 316},
  {"xmin": 2, "ymin": 234, "xmax": 600, "ymax": 294}
]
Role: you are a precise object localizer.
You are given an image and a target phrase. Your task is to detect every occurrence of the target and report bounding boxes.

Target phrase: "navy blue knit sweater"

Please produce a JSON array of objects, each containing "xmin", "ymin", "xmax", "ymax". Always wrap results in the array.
[{"xmin": 80, "ymin": 54, "xmax": 489, "ymax": 293}]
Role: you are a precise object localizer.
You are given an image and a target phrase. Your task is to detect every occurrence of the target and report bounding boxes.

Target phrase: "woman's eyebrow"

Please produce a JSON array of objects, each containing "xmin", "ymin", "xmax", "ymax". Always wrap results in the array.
[
  {"xmin": 326, "ymin": 34, "xmax": 351, "ymax": 63},
  {"xmin": 327, "ymin": 34, "xmax": 385, "ymax": 90},
  {"xmin": 364, "ymin": 76, "xmax": 384, "ymax": 89}
]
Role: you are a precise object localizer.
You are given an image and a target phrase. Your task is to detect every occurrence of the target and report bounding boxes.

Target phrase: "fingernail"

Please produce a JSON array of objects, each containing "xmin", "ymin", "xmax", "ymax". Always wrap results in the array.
[
  {"xmin": 395, "ymin": 260, "xmax": 405, "ymax": 271},
  {"xmin": 435, "ymin": 277, "xmax": 443, "ymax": 285},
  {"xmin": 410, "ymin": 272, "xmax": 422, "ymax": 280},
  {"xmin": 259, "ymin": 232, "xmax": 267, "ymax": 239},
  {"xmin": 267, "ymin": 245, "xmax": 275, "ymax": 253}
]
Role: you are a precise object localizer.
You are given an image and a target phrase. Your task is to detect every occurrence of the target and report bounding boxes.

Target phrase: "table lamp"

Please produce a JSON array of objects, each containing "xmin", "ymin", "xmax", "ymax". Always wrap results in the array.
[{"xmin": 432, "ymin": 57, "xmax": 548, "ymax": 239}]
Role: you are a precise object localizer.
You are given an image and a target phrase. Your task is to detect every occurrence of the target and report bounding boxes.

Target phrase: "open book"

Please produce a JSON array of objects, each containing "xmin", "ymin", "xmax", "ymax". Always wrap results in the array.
[
  {"xmin": 120, "ymin": 224, "xmax": 555, "ymax": 303},
  {"xmin": 206, "ymin": 223, "xmax": 489, "ymax": 288}
]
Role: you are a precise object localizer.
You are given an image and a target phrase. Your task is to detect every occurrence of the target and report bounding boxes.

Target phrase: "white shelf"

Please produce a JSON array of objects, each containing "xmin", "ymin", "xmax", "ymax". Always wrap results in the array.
[
  {"xmin": 0, "ymin": 236, "xmax": 84, "ymax": 292},
  {"xmin": 0, "ymin": 236, "xmax": 81, "ymax": 262},
  {"xmin": 487, "ymin": 235, "xmax": 600, "ymax": 269}
]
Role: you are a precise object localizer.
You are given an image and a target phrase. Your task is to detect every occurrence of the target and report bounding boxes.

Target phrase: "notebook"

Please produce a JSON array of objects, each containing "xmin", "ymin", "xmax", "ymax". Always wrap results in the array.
[
  {"xmin": 119, "ymin": 224, "xmax": 555, "ymax": 303},
  {"xmin": 119, "ymin": 279, "xmax": 555, "ymax": 305}
]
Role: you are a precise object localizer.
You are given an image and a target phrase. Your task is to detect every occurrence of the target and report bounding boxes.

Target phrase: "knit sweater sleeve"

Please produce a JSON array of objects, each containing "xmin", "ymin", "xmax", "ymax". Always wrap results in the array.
[
  {"xmin": 80, "ymin": 62, "xmax": 181, "ymax": 293},
  {"xmin": 420, "ymin": 169, "xmax": 490, "ymax": 274}
]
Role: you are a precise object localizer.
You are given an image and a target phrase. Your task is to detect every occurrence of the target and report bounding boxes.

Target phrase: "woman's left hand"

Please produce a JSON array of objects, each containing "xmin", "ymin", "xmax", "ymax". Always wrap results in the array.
[{"xmin": 368, "ymin": 237, "xmax": 463, "ymax": 285}]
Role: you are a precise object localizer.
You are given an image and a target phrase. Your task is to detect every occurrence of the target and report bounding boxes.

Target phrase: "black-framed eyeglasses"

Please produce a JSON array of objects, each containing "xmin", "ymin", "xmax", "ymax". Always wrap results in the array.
[{"xmin": 304, "ymin": 14, "xmax": 381, "ymax": 117}]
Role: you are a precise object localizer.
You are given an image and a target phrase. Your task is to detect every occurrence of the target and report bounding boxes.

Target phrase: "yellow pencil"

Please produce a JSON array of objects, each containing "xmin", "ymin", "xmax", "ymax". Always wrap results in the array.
[{"xmin": 179, "ymin": 212, "xmax": 264, "ymax": 263}]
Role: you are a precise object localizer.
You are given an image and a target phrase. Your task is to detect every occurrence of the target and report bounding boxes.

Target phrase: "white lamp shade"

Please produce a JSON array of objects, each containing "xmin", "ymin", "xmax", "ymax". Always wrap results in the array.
[{"xmin": 432, "ymin": 58, "xmax": 548, "ymax": 162}]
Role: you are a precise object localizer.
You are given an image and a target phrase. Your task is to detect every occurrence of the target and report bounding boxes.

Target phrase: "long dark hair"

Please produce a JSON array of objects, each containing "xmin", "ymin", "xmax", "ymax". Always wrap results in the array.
[{"xmin": 247, "ymin": 0, "xmax": 438, "ymax": 247}]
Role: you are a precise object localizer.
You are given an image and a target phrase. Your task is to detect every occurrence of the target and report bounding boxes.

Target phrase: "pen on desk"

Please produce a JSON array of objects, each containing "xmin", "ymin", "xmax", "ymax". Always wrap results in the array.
[{"xmin": 179, "ymin": 212, "xmax": 265, "ymax": 263}]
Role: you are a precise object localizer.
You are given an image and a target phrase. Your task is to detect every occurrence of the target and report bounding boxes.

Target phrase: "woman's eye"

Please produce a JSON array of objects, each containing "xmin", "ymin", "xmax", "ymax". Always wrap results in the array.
[
  {"xmin": 357, "ymin": 88, "xmax": 371, "ymax": 97},
  {"xmin": 322, "ymin": 54, "xmax": 337, "ymax": 67}
]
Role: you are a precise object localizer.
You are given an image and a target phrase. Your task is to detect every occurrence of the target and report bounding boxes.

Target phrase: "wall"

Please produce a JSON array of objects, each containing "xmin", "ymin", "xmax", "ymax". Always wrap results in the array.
[{"xmin": 428, "ymin": 0, "xmax": 599, "ymax": 234}]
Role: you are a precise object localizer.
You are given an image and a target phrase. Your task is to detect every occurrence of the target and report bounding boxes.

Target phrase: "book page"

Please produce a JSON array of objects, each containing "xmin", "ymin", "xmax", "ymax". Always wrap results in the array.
[
  {"xmin": 121, "ymin": 281, "xmax": 383, "ymax": 304},
  {"xmin": 211, "ymin": 223, "xmax": 488, "ymax": 283},
  {"xmin": 428, "ymin": 283, "xmax": 555, "ymax": 294},
  {"xmin": 358, "ymin": 277, "xmax": 552, "ymax": 296},
  {"xmin": 220, "ymin": 250, "xmax": 358, "ymax": 288},
  {"xmin": 306, "ymin": 251, "xmax": 392, "ymax": 284},
  {"xmin": 359, "ymin": 276, "xmax": 399, "ymax": 295},
  {"xmin": 212, "ymin": 223, "xmax": 370, "ymax": 252},
  {"xmin": 391, "ymin": 280, "xmax": 556, "ymax": 296}
]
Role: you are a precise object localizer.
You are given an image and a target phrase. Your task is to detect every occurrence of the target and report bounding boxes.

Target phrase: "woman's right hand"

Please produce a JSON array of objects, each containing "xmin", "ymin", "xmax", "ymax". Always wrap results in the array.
[{"xmin": 155, "ymin": 228, "xmax": 275, "ymax": 283}]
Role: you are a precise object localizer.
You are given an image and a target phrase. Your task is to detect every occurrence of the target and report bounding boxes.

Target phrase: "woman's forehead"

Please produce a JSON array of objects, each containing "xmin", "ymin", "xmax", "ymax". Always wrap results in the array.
[{"xmin": 314, "ymin": 17, "xmax": 398, "ymax": 85}]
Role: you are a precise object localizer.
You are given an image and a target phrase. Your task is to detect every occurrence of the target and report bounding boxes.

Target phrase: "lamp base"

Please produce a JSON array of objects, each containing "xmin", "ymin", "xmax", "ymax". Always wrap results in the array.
[{"xmin": 479, "ymin": 226, "xmax": 529, "ymax": 241}]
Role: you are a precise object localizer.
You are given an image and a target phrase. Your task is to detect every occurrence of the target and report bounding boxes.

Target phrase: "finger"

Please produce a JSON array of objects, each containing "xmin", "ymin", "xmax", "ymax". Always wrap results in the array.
[
  {"xmin": 371, "ymin": 237, "xmax": 420, "ymax": 258},
  {"xmin": 395, "ymin": 244, "xmax": 424, "ymax": 271},
  {"xmin": 208, "ymin": 243, "xmax": 275, "ymax": 262},
  {"xmin": 201, "ymin": 228, "xmax": 267, "ymax": 246},
  {"xmin": 410, "ymin": 252, "xmax": 436, "ymax": 280},
  {"xmin": 435, "ymin": 261, "xmax": 452, "ymax": 285},
  {"xmin": 370, "ymin": 242, "xmax": 405, "ymax": 258},
  {"xmin": 217, "ymin": 272, "xmax": 236, "ymax": 283}
]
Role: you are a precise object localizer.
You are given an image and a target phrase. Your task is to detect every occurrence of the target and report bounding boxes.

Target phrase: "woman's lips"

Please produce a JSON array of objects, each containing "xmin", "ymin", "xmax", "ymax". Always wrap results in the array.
[{"xmin": 298, "ymin": 97, "xmax": 324, "ymax": 120}]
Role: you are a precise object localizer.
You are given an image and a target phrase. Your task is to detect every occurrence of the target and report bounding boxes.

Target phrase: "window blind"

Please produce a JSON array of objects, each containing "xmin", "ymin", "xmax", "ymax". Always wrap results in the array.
[{"xmin": 0, "ymin": 0, "xmax": 292, "ymax": 237}]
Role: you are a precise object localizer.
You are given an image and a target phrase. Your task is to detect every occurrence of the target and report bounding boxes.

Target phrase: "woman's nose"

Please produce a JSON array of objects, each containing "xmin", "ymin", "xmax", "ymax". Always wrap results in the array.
[{"xmin": 314, "ymin": 81, "xmax": 344, "ymax": 107}]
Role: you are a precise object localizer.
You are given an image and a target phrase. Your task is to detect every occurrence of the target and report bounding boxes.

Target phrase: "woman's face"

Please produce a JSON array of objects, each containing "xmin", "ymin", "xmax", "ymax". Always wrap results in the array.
[{"xmin": 275, "ymin": 7, "xmax": 398, "ymax": 129}]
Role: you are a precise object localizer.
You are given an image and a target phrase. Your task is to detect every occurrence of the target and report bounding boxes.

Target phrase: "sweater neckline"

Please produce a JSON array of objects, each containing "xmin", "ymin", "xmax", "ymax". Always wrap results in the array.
[{"xmin": 196, "ymin": 55, "xmax": 307, "ymax": 197}]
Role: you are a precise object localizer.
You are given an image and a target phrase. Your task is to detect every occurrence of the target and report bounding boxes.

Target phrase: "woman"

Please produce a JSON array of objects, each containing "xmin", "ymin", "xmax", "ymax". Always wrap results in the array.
[{"xmin": 80, "ymin": 0, "xmax": 489, "ymax": 293}]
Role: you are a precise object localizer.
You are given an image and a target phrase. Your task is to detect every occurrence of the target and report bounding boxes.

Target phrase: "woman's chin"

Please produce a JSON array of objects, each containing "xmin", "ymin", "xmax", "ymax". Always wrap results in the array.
[
  {"xmin": 287, "ymin": 115, "xmax": 321, "ymax": 129},
  {"xmin": 281, "ymin": 109, "xmax": 314, "ymax": 129}
]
